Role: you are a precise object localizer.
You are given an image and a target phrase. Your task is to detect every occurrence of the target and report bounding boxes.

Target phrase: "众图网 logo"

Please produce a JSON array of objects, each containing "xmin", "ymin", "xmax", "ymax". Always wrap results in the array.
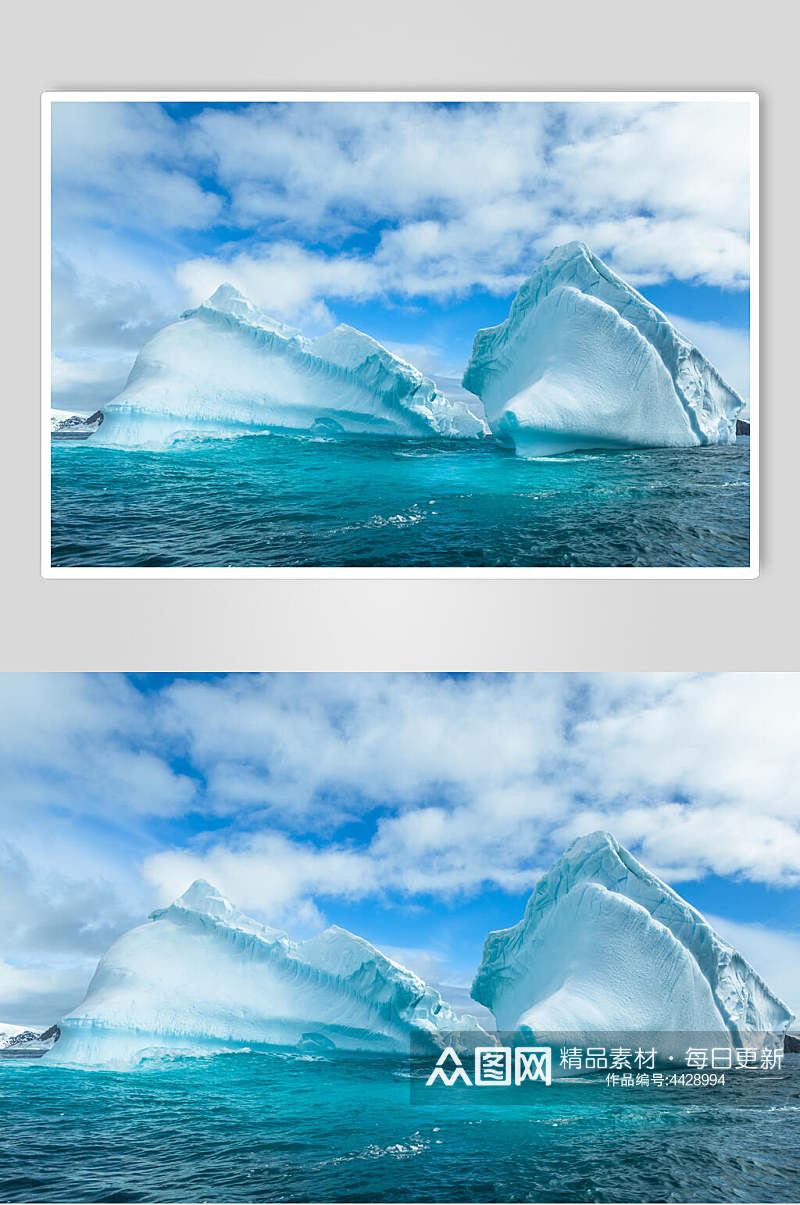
[{"xmin": 425, "ymin": 1046, "xmax": 552, "ymax": 1087}]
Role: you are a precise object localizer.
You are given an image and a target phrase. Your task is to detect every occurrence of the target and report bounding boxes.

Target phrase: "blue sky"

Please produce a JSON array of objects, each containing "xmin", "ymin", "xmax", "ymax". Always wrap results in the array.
[
  {"xmin": 1, "ymin": 673, "xmax": 797, "ymax": 1026},
  {"xmin": 50, "ymin": 99, "xmax": 752, "ymax": 413}
]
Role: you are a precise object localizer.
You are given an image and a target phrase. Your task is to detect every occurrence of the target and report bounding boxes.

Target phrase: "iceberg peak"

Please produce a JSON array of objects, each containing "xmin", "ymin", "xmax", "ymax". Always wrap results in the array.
[
  {"xmin": 207, "ymin": 282, "xmax": 248, "ymax": 305},
  {"xmin": 166, "ymin": 878, "xmax": 239, "ymax": 921}
]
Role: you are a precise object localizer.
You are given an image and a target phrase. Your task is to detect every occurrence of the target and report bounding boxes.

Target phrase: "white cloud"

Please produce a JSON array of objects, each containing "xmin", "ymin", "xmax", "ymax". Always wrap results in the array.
[
  {"xmin": 52, "ymin": 102, "xmax": 223, "ymax": 232},
  {"xmin": 51, "ymin": 355, "xmax": 132, "ymax": 411},
  {"xmin": 553, "ymin": 103, "xmax": 749, "ymax": 234},
  {"xmin": 168, "ymin": 100, "xmax": 752, "ymax": 322},
  {"xmin": 52, "ymin": 100, "xmax": 753, "ymax": 364},
  {"xmin": 175, "ymin": 242, "xmax": 377, "ymax": 331},
  {"xmin": 137, "ymin": 673, "xmax": 800, "ymax": 927},
  {"xmin": 4, "ymin": 673, "xmax": 798, "ymax": 1022},
  {"xmin": 49, "ymin": 249, "xmax": 185, "ymax": 407},
  {"xmin": 189, "ymin": 101, "xmax": 551, "ymax": 237},
  {"xmin": 0, "ymin": 959, "xmax": 95, "ymax": 1028},
  {"xmin": 0, "ymin": 674, "xmax": 195, "ymax": 819}
]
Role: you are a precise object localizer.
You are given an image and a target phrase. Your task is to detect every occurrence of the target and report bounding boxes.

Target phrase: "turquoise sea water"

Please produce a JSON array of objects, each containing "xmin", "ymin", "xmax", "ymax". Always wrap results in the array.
[
  {"xmin": 0, "ymin": 1051, "xmax": 797, "ymax": 1202},
  {"xmin": 50, "ymin": 435, "xmax": 750, "ymax": 569}
]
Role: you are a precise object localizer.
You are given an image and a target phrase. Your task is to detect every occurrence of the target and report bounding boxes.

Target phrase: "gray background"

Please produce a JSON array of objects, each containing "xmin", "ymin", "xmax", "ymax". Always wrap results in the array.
[{"xmin": 0, "ymin": 0, "xmax": 793, "ymax": 670}]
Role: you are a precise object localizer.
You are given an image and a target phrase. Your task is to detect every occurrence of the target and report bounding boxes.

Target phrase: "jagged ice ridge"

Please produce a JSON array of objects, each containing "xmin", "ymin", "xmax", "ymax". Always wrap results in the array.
[
  {"xmin": 95, "ymin": 285, "xmax": 487, "ymax": 447},
  {"xmin": 48, "ymin": 880, "xmax": 486, "ymax": 1066}
]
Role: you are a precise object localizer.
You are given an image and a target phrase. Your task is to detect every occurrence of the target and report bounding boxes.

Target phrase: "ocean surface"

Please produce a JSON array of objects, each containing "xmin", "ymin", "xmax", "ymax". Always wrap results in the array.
[
  {"xmin": 50, "ymin": 434, "xmax": 750, "ymax": 569},
  {"xmin": 0, "ymin": 1051, "xmax": 797, "ymax": 1202}
]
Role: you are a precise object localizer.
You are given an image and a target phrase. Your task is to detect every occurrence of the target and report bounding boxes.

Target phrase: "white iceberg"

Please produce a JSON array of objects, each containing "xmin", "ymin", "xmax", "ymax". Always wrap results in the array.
[
  {"xmin": 472, "ymin": 832, "xmax": 793, "ymax": 1048},
  {"xmin": 95, "ymin": 285, "xmax": 487, "ymax": 447},
  {"xmin": 462, "ymin": 243, "xmax": 745, "ymax": 457},
  {"xmin": 48, "ymin": 880, "xmax": 486, "ymax": 1066}
]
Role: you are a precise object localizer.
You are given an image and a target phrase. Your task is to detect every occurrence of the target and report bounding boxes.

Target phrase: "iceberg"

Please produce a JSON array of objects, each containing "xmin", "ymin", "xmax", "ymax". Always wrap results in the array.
[
  {"xmin": 472, "ymin": 832, "xmax": 794, "ymax": 1048},
  {"xmin": 95, "ymin": 285, "xmax": 487, "ymax": 447},
  {"xmin": 462, "ymin": 243, "xmax": 745, "ymax": 457},
  {"xmin": 48, "ymin": 880, "xmax": 486, "ymax": 1066}
]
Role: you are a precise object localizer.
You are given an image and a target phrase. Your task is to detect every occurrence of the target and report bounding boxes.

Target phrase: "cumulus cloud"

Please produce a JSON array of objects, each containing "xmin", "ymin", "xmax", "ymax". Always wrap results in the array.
[
  {"xmin": 175, "ymin": 242, "xmax": 374, "ymax": 331},
  {"xmin": 52, "ymin": 102, "xmax": 223, "ymax": 233},
  {"xmin": 52, "ymin": 99, "xmax": 753, "ymax": 353},
  {"xmin": 134, "ymin": 674, "xmax": 800, "ymax": 928},
  {"xmin": 170, "ymin": 100, "xmax": 752, "ymax": 320},
  {"xmin": 0, "ymin": 959, "xmax": 96, "ymax": 1028},
  {"xmin": 4, "ymin": 673, "xmax": 796, "ymax": 1020},
  {"xmin": 0, "ymin": 674, "xmax": 195, "ymax": 818}
]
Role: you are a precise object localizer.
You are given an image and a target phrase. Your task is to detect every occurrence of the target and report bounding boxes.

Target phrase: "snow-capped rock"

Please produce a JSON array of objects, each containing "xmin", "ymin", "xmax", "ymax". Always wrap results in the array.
[
  {"xmin": 0, "ymin": 1022, "xmax": 29, "ymax": 1047},
  {"xmin": 96, "ymin": 286, "xmax": 487, "ymax": 447},
  {"xmin": 48, "ymin": 880, "xmax": 486, "ymax": 1065},
  {"xmin": 472, "ymin": 832, "xmax": 793, "ymax": 1048},
  {"xmin": 462, "ymin": 243, "xmax": 745, "ymax": 457},
  {"xmin": 0, "ymin": 1023, "xmax": 60, "ymax": 1056},
  {"xmin": 50, "ymin": 409, "xmax": 104, "ymax": 440}
]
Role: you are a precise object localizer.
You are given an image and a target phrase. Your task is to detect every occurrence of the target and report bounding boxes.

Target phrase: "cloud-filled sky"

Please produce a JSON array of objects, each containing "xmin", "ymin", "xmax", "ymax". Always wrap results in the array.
[
  {"xmin": 1, "ymin": 673, "xmax": 797, "ymax": 1026},
  {"xmin": 50, "ymin": 99, "xmax": 752, "ymax": 413}
]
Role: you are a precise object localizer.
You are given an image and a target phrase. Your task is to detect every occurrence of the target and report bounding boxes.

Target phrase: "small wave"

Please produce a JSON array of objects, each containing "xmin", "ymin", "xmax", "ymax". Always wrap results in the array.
[
  {"xmin": 334, "ymin": 503, "xmax": 429, "ymax": 534},
  {"xmin": 326, "ymin": 1133, "xmax": 431, "ymax": 1165}
]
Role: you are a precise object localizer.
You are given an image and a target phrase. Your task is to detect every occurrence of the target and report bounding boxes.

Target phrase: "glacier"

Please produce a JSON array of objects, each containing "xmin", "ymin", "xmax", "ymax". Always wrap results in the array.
[
  {"xmin": 472, "ymin": 832, "xmax": 794, "ymax": 1050},
  {"xmin": 48, "ymin": 880, "xmax": 486, "ymax": 1066},
  {"xmin": 95, "ymin": 285, "xmax": 487, "ymax": 447},
  {"xmin": 462, "ymin": 243, "xmax": 745, "ymax": 457}
]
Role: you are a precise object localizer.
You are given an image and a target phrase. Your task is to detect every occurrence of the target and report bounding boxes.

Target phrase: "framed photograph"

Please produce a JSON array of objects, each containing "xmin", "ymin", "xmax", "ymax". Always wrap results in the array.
[{"xmin": 43, "ymin": 92, "xmax": 758, "ymax": 577}]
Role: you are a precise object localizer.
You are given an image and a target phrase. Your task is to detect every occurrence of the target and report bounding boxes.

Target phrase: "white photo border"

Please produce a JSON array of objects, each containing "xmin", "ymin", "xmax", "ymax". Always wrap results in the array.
[{"xmin": 41, "ymin": 90, "xmax": 759, "ymax": 580}]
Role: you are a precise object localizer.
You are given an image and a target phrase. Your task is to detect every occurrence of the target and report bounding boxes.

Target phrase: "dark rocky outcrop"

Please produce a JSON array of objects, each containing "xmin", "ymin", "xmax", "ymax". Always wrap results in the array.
[{"xmin": 736, "ymin": 418, "xmax": 750, "ymax": 435}]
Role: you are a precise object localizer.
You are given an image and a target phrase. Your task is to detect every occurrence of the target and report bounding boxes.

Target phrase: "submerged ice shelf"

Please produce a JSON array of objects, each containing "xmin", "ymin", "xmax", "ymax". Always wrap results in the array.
[
  {"xmin": 49, "ymin": 880, "xmax": 487, "ymax": 1066},
  {"xmin": 95, "ymin": 285, "xmax": 487, "ymax": 448},
  {"xmin": 472, "ymin": 831, "xmax": 793, "ymax": 1047},
  {"xmin": 463, "ymin": 243, "xmax": 745, "ymax": 457}
]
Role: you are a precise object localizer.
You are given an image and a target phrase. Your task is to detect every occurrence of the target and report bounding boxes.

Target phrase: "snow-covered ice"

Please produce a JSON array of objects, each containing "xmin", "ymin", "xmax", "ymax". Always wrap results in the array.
[
  {"xmin": 48, "ymin": 880, "xmax": 486, "ymax": 1066},
  {"xmin": 96, "ymin": 285, "xmax": 487, "ymax": 447},
  {"xmin": 472, "ymin": 832, "xmax": 793, "ymax": 1048},
  {"xmin": 462, "ymin": 243, "xmax": 745, "ymax": 457}
]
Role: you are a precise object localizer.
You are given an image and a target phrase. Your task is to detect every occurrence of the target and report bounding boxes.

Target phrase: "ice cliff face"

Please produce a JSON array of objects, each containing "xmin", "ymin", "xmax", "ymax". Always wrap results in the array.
[
  {"xmin": 97, "ymin": 285, "xmax": 487, "ymax": 447},
  {"xmin": 462, "ymin": 243, "xmax": 745, "ymax": 457},
  {"xmin": 49, "ymin": 880, "xmax": 486, "ymax": 1066},
  {"xmin": 472, "ymin": 832, "xmax": 793, "ymax": 1046}
]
